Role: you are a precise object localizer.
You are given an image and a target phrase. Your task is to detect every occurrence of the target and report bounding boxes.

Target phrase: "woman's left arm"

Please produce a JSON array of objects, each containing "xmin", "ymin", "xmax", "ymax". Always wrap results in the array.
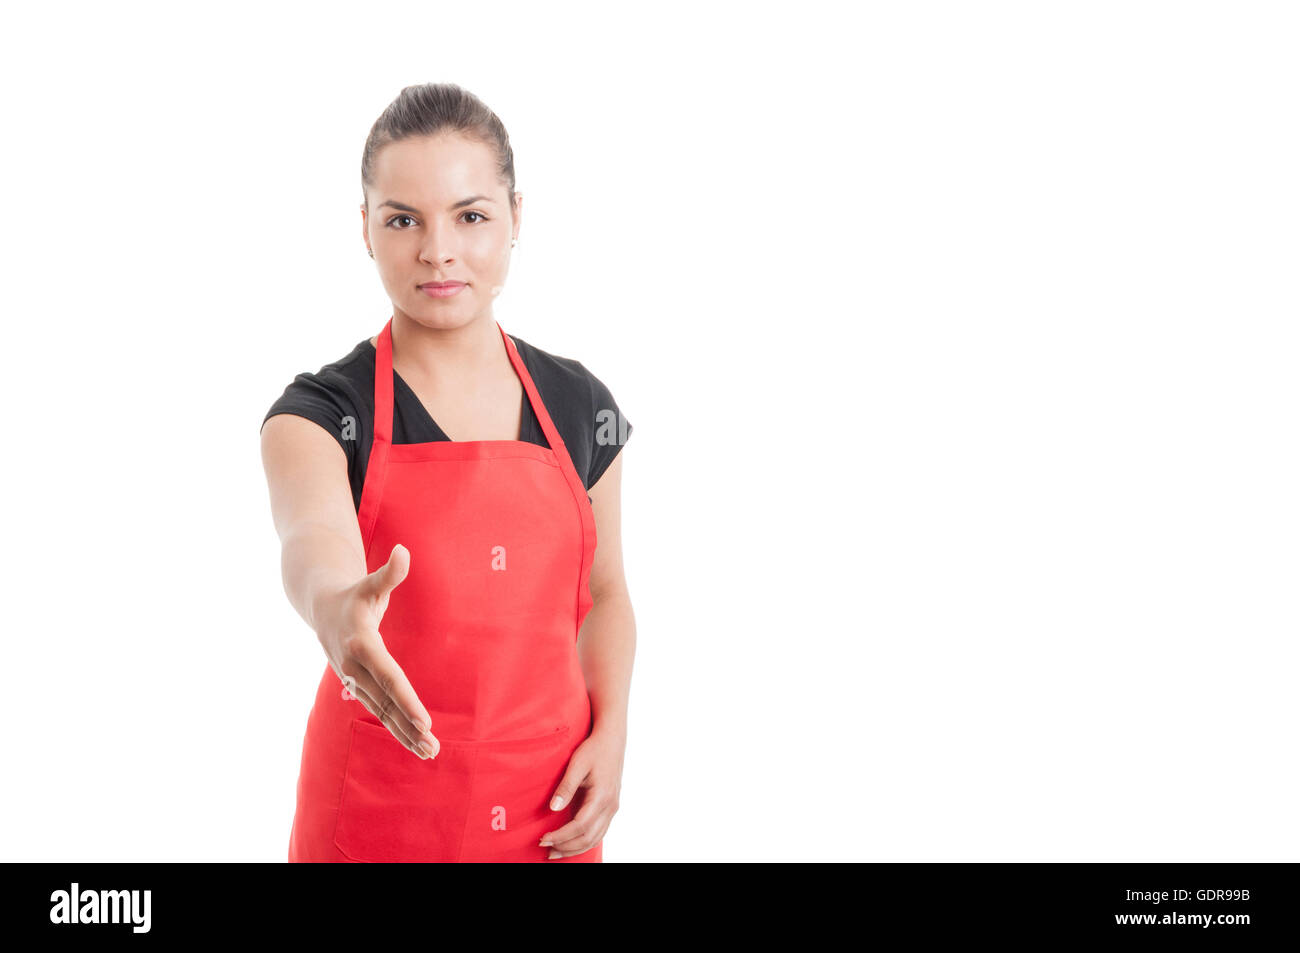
[{"xmin": 541, "ymin": 450, "xmax": 636, "ymax": 858}]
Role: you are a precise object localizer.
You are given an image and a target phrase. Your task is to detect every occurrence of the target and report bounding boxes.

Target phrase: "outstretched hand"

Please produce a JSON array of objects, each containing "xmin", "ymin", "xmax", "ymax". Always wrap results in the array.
[{"xmin": 313, "ymin": 543, "xmax": 440, "ymax": 759}]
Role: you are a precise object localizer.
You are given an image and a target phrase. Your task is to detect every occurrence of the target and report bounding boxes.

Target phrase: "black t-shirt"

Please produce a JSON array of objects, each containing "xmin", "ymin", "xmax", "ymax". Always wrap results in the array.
[{"xmin": 261, "ymin": 333, "xmax": 632, "ymax": 511}]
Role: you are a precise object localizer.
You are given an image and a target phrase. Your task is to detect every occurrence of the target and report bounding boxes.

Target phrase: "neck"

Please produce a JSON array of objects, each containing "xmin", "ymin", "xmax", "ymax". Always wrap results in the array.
[{"xmin": 387, "ymin": 312, "xmax": 505, "ymax": 383}]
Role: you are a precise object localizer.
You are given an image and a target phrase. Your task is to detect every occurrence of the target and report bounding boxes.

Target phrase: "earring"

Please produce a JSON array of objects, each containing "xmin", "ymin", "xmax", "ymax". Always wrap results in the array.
[
  {"xmin": 511, "ymin": 238, "xmax": 518, "ymax": 247},
  {"xmin": 368, "ymin": 250, "xmax": 374, "ymax": 258}
]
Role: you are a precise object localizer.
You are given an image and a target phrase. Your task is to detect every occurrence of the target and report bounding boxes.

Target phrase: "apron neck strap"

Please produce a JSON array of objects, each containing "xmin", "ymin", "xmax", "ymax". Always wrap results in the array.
[
  {"xmin": 373, "ymin": 317, "xmax": 396, "ymax": 447},
  {"xmin": 372, "ymin": 316, "xmax": 568, "ymax": 457}
]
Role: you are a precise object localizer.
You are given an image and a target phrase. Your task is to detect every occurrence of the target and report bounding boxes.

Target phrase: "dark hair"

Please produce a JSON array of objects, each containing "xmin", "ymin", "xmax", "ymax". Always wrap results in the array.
[{"xmin": 361, "ymin": 82, "xmax": 517, "ymax": 219}]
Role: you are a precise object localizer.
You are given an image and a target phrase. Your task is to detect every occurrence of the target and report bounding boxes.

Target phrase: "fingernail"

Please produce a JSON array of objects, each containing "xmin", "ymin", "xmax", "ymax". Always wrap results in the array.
[
  {"xmin": 417, "ymin": 741, "xmax": 433, "ymax": 758},
  {"xmin": 547, "ymin": 850, "xmax": 561, "ymax": 859},
  {"xmin": 549, "ymin": 795, "xmax": 565, "ymax": 810},
  {"xmin": 539, "ymin": 837, "xmax": 552, "ymax": 847}
]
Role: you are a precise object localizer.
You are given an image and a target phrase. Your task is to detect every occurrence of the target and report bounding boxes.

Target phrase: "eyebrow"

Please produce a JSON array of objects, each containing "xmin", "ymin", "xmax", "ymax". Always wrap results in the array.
[{"xmin": 379, "ymin": 195, "xmax": 495, "ymax": 214}]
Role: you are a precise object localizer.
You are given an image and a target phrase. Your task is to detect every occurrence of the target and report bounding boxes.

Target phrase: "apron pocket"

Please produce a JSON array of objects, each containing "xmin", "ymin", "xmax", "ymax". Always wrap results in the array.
[
  {"xmin": 458, "ymin": 725, "xmax": 577, "ymax": 861},
  {"xmin": 332, "ymin": 718, "xmax": 476, "ymax": 863}
]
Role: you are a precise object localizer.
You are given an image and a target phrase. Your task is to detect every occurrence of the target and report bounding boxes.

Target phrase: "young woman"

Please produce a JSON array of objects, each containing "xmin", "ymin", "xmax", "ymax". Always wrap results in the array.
[{"xmin": 260, "ymin": 83, "xmax": 635, "ymax": 862}]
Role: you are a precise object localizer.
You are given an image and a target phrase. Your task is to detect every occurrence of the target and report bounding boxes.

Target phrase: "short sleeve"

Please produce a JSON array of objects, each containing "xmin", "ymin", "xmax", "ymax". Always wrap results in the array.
[
  {"xmin": 584, "ymin": 363, "xmax": 632, "ymax": 489},
  {"xmin": 261, "ymin": 370, "xmax": 359, "ymax": 468}
]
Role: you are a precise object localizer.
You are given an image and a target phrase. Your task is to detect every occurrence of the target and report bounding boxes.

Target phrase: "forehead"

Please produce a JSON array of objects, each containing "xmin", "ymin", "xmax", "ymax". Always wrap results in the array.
[{"xmin": 371, "ymin": 133, "xmax": 500, "ymax": 198}]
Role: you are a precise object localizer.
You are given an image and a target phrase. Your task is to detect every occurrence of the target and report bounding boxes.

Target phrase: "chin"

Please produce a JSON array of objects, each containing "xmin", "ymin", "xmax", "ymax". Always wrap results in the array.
[{"xmin": 410, "ymin": 306, "xmax": 477, "ymax": 331}]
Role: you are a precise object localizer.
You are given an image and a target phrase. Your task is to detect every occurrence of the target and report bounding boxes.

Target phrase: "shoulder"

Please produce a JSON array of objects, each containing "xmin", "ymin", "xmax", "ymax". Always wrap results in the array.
[
  {"xmin": 310, "ymin": 338, "xmax": 374, "ymax": 388},
  {"xmin": 508, "ymin": 331, "xmax": 632, "ymax": 490},
  {"xmin": 509, "ymin": 333, "xmax": 593, "ymax": 392},
  {"xmin": 261, "ymin": 338, "xmax": 373, "ymax": 440},
  {"xmin": 508, "ymin": 333, "xmax": 624, "ymax": 410},
  {"xmin": 278, "ymin": 339, "xmax": 370, "ymax": 399}
]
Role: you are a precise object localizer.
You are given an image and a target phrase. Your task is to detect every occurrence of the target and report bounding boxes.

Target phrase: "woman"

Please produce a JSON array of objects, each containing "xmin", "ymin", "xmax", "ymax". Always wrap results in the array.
[{"xmin": 260, "ymin": 83, "xmax": 635, "ymax": 862}]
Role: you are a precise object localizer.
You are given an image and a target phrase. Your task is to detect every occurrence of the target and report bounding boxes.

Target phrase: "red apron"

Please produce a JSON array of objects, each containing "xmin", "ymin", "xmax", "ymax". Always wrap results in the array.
[{"xmin": 288, "ymin": 316, "xmax": 601, "ymax": 863}]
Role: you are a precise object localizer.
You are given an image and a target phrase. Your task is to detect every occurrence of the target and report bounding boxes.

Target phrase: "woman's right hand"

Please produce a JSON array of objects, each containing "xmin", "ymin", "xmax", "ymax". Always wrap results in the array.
[{"xmin": 313, "ymin": 543, "xmax": 440, "ymax": 759}]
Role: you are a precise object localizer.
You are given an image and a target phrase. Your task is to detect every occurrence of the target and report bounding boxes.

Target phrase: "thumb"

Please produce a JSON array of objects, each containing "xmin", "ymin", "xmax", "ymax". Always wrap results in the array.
[
  {"xmin": 548, "ymin": 757, "xmax": 587, "ymax": 812},
  {"xmin": 366, "ymin": 543, "xmax": 410, "ymax": 602}
]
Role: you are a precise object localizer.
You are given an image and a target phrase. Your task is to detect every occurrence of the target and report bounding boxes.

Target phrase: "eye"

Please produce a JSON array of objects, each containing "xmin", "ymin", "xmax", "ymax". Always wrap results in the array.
[
  {"xmin": 462, "ymin": 211, "xmax": 488, "ymax": 224},
  {"xmin": 385, "ymin": 214, "xmax": 416, "ymax": 228}
]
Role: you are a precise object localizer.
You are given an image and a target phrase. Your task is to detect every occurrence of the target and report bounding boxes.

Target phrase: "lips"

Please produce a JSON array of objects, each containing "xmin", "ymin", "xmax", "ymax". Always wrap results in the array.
[{"xmin": 419, "ymin": 281, "xmax": 467, "ymax": 299}]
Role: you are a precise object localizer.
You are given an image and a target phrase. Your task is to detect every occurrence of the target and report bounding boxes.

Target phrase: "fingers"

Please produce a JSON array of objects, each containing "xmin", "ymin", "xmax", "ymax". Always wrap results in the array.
[
  {"xmin": 539, "ymin": 758, "xmax": 618, "ymax": 858},
  {"xmin": 342, "ymin": 664, "xmax": 438, "ymax": 759},
  {"xmin": 339, "ymin": 630, "xmax": 438, "ymax": 759},
  {"xmin": 538, "ymin": 759, "xmax": 588, "ymax": 845},
  {"xmin": 540, "ymin": 788, "xmax": 617, "ymax": 859}
]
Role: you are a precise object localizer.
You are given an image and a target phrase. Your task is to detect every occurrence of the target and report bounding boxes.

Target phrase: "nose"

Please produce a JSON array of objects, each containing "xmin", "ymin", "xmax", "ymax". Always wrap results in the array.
[{"xmin": 418, "ymin": 219, "xmax": 459, "ymax": 266}]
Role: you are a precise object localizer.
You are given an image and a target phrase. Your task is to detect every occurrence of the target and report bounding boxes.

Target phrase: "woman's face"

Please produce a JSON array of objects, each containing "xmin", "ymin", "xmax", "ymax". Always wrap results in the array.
[{"xmin": 362, "ymin": 132, "xmax": 519, "ymax": 331}]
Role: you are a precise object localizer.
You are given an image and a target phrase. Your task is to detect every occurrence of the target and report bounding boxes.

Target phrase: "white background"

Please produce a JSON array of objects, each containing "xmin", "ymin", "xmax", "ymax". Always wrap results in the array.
[{"xmin": 2, "ymin": 1, "xmax": 1296, "ymax": 862}]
